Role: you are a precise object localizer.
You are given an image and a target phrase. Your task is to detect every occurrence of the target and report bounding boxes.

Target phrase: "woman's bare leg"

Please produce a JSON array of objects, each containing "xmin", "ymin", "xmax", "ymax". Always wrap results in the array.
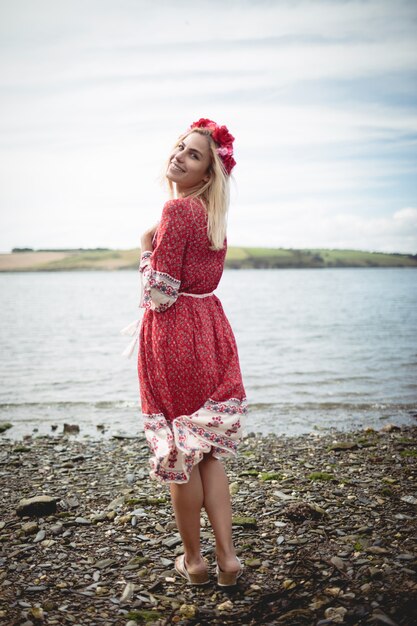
[
  {"xmin": 199, "ymin": 452, "xmax": 240, "ymax": 573},
  {"xmin": 169, "ymin": 464, "xmax": 207, "ymax": 575}
]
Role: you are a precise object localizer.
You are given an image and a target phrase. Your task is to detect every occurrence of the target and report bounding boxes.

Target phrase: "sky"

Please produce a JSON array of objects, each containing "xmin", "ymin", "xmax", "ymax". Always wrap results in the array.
[{"xmin": 0, "ymin": 0, "xmax": 416, "ymax": 254}]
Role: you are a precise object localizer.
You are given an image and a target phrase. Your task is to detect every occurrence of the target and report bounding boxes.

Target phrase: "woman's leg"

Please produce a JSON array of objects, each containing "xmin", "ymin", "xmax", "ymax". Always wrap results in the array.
[
  {"xmin": 199, "ymin": 452, "xmax": 240, "ymax": 573},
  {"xmin": 169, "ymin": 464, "xmax": 207, "ymax": 574}
]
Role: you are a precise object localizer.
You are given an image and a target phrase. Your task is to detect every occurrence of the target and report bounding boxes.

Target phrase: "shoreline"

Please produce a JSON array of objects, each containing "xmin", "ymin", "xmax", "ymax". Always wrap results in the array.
[
  {"xmin": 1, "ymin": 408, "xmax": 416, "ymax": 443},
  {"xmin": 1, "ymin": 247, "xmax": 416, "ymax": 272},
  {"xmin": 1, "ymin": 424, "xmax": 416, "ymax": 625}
]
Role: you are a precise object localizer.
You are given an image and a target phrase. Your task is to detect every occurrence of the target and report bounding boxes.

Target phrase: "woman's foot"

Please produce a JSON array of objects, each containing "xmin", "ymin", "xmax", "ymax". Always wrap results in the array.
[
  {"xmin": 215, "ymin": 555, "xmax": 243, "ymax": 587},
  {"xmin": 216, "ymin": 554, "xmax": 241, "ymax": 574},
  {"xmin": 175, "ymin": 554, "xmax": 210, "ymax": 585}
]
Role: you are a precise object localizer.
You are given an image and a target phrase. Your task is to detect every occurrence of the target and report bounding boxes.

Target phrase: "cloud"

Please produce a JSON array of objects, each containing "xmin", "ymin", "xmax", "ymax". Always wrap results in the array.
[
  {"xmin": 228, "ymin": 202, "xmax": 417, "ymax": 253},
  {"xmin": 0, "ymin": 0, "xmax": 416, "ymax": 252}
]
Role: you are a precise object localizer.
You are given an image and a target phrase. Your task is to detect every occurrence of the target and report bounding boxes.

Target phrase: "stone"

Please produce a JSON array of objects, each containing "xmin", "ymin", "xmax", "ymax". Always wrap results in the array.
[
  {"xmin": 21, "ymin": 521, "xmax": 38, "ymax": 535},
  {"xmin": 63, "ymin": 423, "xmax": 80, "ymax": 434},
  {"xmin": 324, "ymin": 606, "xmax": 347, "ymax": 623},
  {"xmin": 396, "ymin": 553, "xmax": 415, "ymax": 560},
  {"xmin": 232, "ymin": 516, "xmax": 257, "ymax": 528},
  {"xmin": 370, "ymin": 609, "xmax": 399, "ymax": 625},
  {"xmin": 273, "ymin": 490, "xmax": 296, "ymax": 501},
  {"xmin": 2, "ymin": 420, "xmax": 417, "ymax": 626},
  {"xmin": 283, "ymin": 579, "xmax": 296, "ymax": 589},
  {"xmin": 106, "ymin": 495, "xmax": 126, "ymax": 510},
  {"xmin": 94, "ymin": 558, "xmax": 116, "ymax": 569},
  {"xmin": 125, "ymin": 472, "xmax": 135, "ymax": 485},
  {"xmin": 29, "ymin": 607, "xmax": 45, "ymax": 621},
  {"xmin": 16, "ymin": 495, "xmax": 58, "ymax": 517},
  {"xmin": 330, "ymin": 556, "xmax": 346, "ymax": 571},
  {"xmin": 50, "ymin": 522, "xmax": 64, "ymax": 535},
  {"xmin": 366, "ymin": 546, "xmax": 390, "ymax": 555},
  {"xmin": 162, "ymin": 534, "xmax": 182, "ymax": 548},
  {"xmin": 400, "ymin": 495, "xmax": 417, "ymax": 505},
  {"xmin": 217, "ymin": 600, "xmax": 233, "ymax": 611},
  {"xmin": 120, "ymin": 582, "xmax": 135, "ymax": 603},
  {"xmin": 33, "ymin": 529, "xmax": 46, "ymax": 543},
  {"xmin": 380, "ymin": 424, "xmax": 401, "ymax": 433},
  {"xmin": 179, "ymin": 604, "xmax": 196, "ymax": 618},
  {"xmin": 229, "ymin": 481, "xmax": 240, "ymax": 495},
  {"xmin": 246, "ymin": 558, "xmax": 262, "ymax": 568}
]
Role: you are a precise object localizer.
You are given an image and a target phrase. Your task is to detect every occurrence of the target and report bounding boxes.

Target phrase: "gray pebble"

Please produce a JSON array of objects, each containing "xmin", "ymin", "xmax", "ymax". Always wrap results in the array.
[{"xmin": 33, "ymin": 529, "xmax": 46, "ymax": 543}]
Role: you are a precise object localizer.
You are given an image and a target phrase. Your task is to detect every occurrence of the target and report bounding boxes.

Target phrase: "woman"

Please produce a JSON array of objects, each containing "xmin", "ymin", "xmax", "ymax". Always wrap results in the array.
[{"xmin": 123, "ymin": 118, "xmax": 247, "ymax": 586}]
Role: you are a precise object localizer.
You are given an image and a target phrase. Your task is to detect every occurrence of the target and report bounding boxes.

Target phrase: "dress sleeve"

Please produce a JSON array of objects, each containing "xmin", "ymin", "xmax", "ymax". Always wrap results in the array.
[{"xmin": 139, "ymin": 199, "xmax": 189, "ymax": 313}]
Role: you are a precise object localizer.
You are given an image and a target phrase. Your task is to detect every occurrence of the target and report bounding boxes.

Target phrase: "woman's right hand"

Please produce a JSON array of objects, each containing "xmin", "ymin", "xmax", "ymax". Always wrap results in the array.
[{"xmin": 141, "ymin": 223, "xmax": 159, "ymax": 252}]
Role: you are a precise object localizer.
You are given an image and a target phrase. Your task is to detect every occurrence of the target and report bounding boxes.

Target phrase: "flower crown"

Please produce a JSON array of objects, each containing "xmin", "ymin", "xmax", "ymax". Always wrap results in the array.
[{"xmin": 188, "ymin": 118, "xmax": 236, "ymax": 175}]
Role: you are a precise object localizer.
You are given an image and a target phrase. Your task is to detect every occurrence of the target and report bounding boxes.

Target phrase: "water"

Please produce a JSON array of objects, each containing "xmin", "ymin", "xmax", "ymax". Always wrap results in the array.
[{"xmin": 0, "ymin": 268, "xmax": 416, "ymax": 440}]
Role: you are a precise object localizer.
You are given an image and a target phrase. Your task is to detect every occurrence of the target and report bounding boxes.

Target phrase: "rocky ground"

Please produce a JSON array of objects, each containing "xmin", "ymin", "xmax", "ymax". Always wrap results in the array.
[{"xmin": 0, "ymin": 423, "xmax": 416, "ymax": 626}]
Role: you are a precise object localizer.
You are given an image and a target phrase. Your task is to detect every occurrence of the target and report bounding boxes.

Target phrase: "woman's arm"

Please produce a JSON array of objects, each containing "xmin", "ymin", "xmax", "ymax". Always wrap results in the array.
[
  {"xmin": 139, "ymin": 200, "xmax": 189, "ymax": 313},
  {"xmin": 140, "ymin": 223, "xmax": 158, "ymax": 253}
]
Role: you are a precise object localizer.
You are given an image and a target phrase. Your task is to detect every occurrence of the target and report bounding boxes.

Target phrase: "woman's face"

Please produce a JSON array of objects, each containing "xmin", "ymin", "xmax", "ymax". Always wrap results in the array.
[{"xmin": 166, "ymin": 131, "xmax": 212, "ymax": 194}]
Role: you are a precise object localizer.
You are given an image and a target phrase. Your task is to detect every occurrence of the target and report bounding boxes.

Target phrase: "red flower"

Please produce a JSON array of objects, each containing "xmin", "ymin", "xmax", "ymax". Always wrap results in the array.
[
  {"xmin": 221, "ymin": 154, "xmax": 236, "ymax": 175},
  {"xmin": 190, "ymin": 118, "xmax": 217, "ymax": 130},
  {"xmin": 189, "ymin": 118, "xmax": 236, "ymax": 175},
  {"xmin": 212, "ymin": 125, "xmax": 235, "ymax": 149}
]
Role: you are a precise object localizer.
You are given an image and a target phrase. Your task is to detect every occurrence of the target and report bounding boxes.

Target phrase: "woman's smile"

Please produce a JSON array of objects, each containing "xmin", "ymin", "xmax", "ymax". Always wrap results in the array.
[
  {"xmin": 170, "ymin": 160, "xmax": 185, "ymax": 173},
  {"xmin": 166, "ymin": 132, "xmax": 211, "ymax": 195}
]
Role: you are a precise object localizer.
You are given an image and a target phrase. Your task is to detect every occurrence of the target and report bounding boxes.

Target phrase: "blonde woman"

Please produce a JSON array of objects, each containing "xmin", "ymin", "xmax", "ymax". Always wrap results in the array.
[{"xmin": 136, "ymin": 119, "xmax": 247, "ymax": 586}]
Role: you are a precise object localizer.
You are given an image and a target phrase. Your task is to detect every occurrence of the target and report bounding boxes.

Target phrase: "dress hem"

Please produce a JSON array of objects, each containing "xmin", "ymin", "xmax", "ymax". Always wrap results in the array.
[{"xmin": 143, "ymin": 397, "xmax": 247, "ymax": 484}]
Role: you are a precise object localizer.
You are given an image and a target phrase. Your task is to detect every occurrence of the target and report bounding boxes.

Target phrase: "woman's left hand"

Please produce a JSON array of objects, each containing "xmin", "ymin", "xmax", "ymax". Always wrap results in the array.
[{"xmin": 141, "ymin": 223, "xmax": 159, "ymax": 252}]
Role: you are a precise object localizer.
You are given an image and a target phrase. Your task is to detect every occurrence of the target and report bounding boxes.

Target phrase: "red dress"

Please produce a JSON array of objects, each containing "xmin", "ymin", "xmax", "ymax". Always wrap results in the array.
[{"xmin": 136, "ymin": 196, "xmax": 247, "ymax": 483}]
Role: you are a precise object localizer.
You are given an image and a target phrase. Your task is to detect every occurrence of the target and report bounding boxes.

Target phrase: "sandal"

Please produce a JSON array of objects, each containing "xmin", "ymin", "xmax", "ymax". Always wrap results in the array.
[
  {"xmin": 215, "ymin": 557, "xmax": 243, "ymax": 587},
  {"xmin": 174, "ymin": 555, "xmax": 210, "ymax": 586}
]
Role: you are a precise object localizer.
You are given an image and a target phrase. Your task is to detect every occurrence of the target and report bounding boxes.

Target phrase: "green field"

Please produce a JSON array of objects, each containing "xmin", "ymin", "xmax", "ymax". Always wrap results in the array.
[
  {"xmin": 225, "ymin": 247, "xmax": 417, "ymax": 268},
  {"xmin": 1, "ymin": 246, "xmax": 416, "ymax": 271}
]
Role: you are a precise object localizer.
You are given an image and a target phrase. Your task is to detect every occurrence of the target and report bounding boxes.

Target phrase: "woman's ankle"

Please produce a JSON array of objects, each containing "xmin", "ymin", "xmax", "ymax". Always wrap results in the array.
[
  {"xmin": 184, "ymin": 552, "xmax": 207, "ymax": 570},
  {"xmin": 215, "ymin": 548, "xmax": 240, "ymax": 572}
]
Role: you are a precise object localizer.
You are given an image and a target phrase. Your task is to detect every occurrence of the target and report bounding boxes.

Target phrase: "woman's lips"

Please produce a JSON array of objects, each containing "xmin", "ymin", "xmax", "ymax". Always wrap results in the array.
[{"xmin": 170, "ymin": 161, "xmax": 185, "ymax": 173}]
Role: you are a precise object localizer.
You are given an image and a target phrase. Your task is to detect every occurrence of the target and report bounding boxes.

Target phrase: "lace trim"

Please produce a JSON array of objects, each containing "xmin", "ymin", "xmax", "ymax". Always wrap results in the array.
[
  {"xmin": 139, "ymin": 254, "xmax": 180, "ymax": 312},
  {"xmin": 142, "ymin": 400, "xmax": 246, "ymax": 483},
  {"xmin": 204, "ymin": 397, "xmax": 248, "ymax": 415}
]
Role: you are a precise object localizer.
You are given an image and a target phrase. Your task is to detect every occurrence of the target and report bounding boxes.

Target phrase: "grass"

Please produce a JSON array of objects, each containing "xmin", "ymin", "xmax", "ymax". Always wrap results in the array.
[
  {"xmin": 308, "ymin": 471, "xmax": 335, "ymax": 481},
  {"xmin": 1, "ymin": 247, "xmax": 416, "ymax": 271},
  {"xmin": 400, "ymin": 449, "xmax": 417, "ymax": 458}
]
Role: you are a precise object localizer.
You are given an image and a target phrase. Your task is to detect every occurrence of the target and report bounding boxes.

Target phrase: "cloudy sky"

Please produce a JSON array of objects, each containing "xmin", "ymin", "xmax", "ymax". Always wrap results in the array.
[{"xmin": 1, "ymin": 0, "xmax": 416, "ymax": 253}]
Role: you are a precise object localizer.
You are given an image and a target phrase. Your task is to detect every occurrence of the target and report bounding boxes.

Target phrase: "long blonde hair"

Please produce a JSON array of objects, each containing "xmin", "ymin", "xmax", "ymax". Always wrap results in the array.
[{"xmin": 164, "ymin": 128, "xmax": 231, "ymax": 251}]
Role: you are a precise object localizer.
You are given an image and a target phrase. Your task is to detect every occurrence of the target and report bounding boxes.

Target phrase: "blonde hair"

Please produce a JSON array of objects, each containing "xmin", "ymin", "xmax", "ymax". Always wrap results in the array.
[{"xmin": 164, "ymin": 129, "xmax": 231, "ymax": 251}]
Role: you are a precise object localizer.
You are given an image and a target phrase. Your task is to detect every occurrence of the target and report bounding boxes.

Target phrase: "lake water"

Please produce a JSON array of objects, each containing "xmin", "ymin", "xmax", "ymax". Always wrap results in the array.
[{"xmin": 0, "ymin": 268, "xmax": 416, "ymax": 440}]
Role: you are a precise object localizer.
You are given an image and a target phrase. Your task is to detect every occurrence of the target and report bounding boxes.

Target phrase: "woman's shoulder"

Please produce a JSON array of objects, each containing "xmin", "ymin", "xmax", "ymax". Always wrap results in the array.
[{"xmin": 163, "ymin": 196, "xmax": 205, "ymax": 212}]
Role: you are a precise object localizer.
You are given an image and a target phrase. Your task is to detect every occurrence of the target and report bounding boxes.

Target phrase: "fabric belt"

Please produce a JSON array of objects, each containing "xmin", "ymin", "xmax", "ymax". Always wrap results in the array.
[
  {"xmin": 179, "ymin": 291, "xmax": 213, "ymax": 298},
  {"xmin": 120, "ymin": 291, "xmax": 214, "ymax": 359}
]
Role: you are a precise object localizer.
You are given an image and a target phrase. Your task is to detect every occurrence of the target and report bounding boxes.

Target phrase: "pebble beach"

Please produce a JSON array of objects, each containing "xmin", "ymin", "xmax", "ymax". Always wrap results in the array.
[{"xmin": 1, "ymin": 422, "xmax": 416, "ymax": 626}]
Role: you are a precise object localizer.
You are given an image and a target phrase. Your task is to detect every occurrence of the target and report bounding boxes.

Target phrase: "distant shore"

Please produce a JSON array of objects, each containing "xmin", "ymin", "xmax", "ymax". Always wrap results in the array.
[
  {"xmin": 1, "ymin": 247, "xmax": 416, "ymax": 271},
  {"xmin": 1, "ymin": 422, "xmax": 416, "ymax": 625}
]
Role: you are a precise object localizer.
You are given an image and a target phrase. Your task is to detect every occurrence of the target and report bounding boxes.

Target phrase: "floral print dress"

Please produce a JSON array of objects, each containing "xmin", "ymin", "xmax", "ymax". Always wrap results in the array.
[{"xmin": 124, "ymin": 196, "xmax": 247, "ymax": 483}]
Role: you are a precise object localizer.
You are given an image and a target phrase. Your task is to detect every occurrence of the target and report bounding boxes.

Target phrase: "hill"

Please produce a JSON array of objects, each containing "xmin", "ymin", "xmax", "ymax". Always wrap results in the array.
[{"xmin": 0, "ymin": 247, "xmax": 416, "ymax": 271}]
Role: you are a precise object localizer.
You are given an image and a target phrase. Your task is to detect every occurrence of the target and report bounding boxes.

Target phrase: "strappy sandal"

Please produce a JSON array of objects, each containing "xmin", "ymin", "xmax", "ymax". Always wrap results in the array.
[
  {"xmin": 215, "ymin": 557, "xmax": 243, "ymax": 587},
  {"xmin": 174, "ymin": 555, "xmax": 210, "ymax": 586}
]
